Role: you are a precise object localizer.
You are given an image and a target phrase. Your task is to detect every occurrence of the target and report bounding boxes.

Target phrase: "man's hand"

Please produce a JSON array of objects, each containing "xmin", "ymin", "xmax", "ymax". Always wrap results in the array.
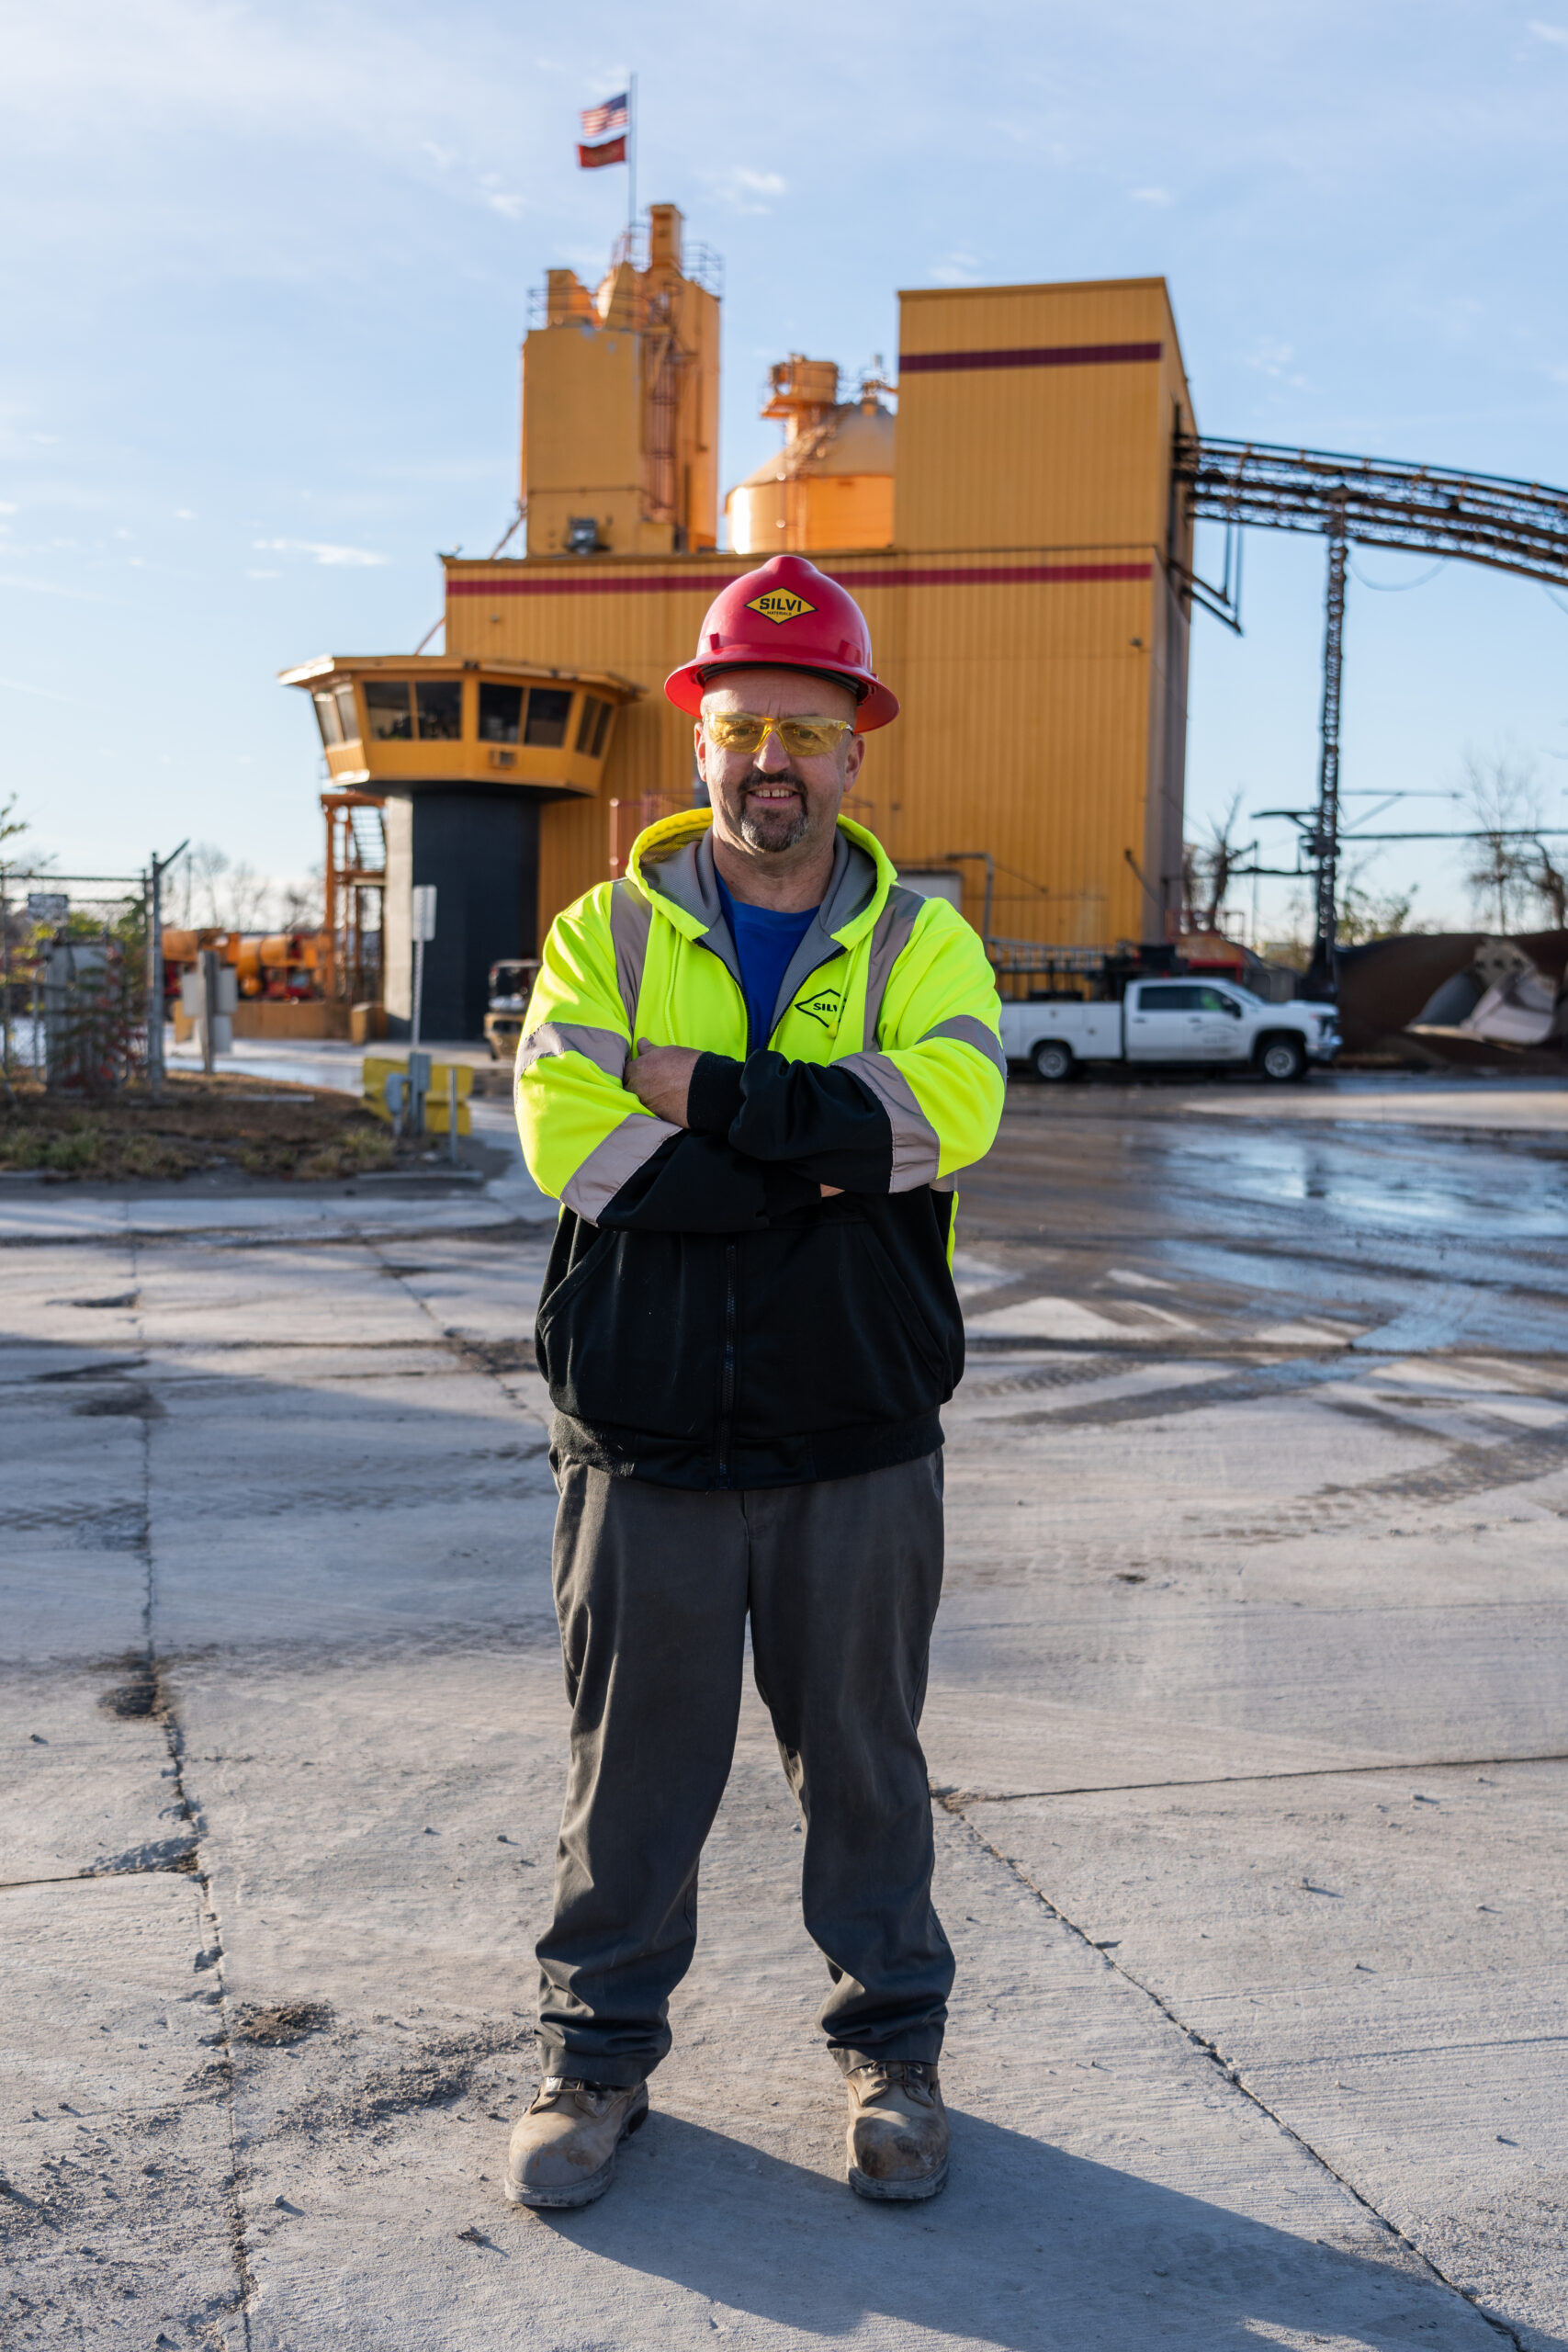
[
  {"xmin": 628, "ymin": 1041, "xmax": 843, "ymax": 1195},
  {"xmin": 627, "ymin": 1041, "xmax": 701, "ymax": 1127}
]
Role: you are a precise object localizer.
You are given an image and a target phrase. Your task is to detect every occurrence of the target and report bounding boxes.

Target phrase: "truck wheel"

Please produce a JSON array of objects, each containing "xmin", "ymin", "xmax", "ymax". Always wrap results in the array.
[
  {"xmin": 1257, "ymin": 1034, "xmax": 1306, "ymax": 1083},
  {"xmin": 1032, "ymin": 1039, "xmax": 1075, "ymax": 1083}
]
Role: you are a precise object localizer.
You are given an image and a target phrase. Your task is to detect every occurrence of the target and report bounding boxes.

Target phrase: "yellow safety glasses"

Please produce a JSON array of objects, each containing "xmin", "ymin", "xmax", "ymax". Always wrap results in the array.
[{"xmin": 703, "ymin": 711, "xmax": 853, "ymax": 760}]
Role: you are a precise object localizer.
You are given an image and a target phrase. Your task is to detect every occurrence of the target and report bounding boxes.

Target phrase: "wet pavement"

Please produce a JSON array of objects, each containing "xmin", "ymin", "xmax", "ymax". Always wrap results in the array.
[{"xmin": 3, "ymin": 1076, "xmax": 1565, "ymax": 2349}]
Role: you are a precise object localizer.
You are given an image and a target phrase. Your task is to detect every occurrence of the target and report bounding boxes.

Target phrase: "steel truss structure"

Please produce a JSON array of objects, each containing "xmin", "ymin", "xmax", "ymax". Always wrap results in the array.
[{"xmin": 1174, "ymin": 435, "xmax": 1568, "ymax": 992}]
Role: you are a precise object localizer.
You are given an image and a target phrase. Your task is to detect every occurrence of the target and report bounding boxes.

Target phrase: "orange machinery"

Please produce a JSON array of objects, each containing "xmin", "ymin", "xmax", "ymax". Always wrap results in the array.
[{"xmin": 161, "ymin": 928, "xmax": 325, "ymax": 1001}]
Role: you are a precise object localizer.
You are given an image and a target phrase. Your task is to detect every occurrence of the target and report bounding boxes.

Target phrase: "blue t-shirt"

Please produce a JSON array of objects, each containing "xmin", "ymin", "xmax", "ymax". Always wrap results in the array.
[{"xmin": 715, "ymin": 874, "xmax": 818, "ymax": 1055}]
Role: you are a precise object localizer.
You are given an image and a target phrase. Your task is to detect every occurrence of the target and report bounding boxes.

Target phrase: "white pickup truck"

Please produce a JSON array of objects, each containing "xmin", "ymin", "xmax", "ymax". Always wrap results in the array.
[{"xmin": 998, "ymin": 978, "xmax": 1341, "ymax": 1083}]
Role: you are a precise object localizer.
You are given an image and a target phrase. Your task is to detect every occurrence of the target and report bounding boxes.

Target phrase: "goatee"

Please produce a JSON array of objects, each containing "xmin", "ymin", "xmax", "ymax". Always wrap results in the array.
[{"xmin": 738, "ymin": 775, "xmax": 811, "ymax": 852}]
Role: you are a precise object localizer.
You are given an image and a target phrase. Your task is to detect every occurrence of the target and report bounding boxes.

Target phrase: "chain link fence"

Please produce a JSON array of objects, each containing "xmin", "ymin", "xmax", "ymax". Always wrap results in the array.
[{"xmin": 2, "ymin": 874, "xmax": 154, "ymax": 1094}]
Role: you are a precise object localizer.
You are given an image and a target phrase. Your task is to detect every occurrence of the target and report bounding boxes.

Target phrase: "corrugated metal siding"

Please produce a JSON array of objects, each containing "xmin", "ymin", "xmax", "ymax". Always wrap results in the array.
[
  {"xmin": 448, "ymin": 549, "xmax": 1171, "ymax": 948},
  {"xmin": 894, "ymin": 279, "xmax": 1183, "ymax": 557}
]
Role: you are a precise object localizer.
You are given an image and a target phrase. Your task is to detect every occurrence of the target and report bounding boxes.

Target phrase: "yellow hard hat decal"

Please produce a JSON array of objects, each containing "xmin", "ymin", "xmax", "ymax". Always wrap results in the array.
[{"xmin": 745, "ymin": 588, "xmax": 816, "ymax": 624}]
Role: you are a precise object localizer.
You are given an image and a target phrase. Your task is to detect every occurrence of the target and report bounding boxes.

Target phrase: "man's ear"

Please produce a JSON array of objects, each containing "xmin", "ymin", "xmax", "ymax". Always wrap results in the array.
[{"xmin": 694, "ymin": 720, "xmax": 709, "ymax": 784}]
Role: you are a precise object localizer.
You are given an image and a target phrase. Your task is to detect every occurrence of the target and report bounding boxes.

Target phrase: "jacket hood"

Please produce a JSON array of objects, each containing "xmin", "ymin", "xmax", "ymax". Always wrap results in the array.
[{"xmin": 626, "ymin": 807, "xmax": 897, "ymax": 953}]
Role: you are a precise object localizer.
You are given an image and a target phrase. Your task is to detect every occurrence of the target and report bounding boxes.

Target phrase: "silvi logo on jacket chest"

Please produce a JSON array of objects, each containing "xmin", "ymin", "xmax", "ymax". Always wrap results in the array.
[{"xmin": 794, "ymin": 987, "xmax": 843, "ymax": 1032}]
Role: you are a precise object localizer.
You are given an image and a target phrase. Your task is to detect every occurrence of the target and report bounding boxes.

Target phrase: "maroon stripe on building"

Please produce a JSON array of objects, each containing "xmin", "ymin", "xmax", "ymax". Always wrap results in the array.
[
  {"xmin": 447, "ymin": 571, "xmax": 743, "ymax": 597},
  {"xmin": 835, "ymin": 562, "xmax": 1151, "ymax": 588},
  {"xmin": 897, "ymin": 342, "xmax": 1163, "ymax": 374},
  {"xmin": 448, "ymin": 560, "xmax": 1151, "ymax": 598}
]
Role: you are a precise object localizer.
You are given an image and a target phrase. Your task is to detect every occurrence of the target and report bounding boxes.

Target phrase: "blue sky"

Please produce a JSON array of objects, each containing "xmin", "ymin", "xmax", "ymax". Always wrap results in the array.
[{"xmin": 4, "ymin": 0, "xmax": 1567, "ymax": 930}]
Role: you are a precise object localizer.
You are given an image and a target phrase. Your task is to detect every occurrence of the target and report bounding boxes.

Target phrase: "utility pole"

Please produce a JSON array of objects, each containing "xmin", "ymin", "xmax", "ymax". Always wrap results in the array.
[
  {"xmin": 1305, "ymin": 518, "xmax": 1348, "ymax": 999},
  {"xmin": 410, "ymin": 884, "xmax": 436, "ymax": 1051},
  {"xmin": 144, "ymin": 840, "xmax": 187, "ymax": 1102},
  {"xmin": 0, "ymin": 863, "xmax": 10, "ymax": 1088}
]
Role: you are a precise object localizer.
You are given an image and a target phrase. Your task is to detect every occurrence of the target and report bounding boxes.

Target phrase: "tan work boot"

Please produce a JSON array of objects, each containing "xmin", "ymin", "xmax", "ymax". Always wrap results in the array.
[
  {"xmin": 843, "ymin": 2060, "xmax": 949, "ymax": 2200},
  {"xmin": 504, "ymin": 2076, "xmax": 649, "ymax": 2210}
]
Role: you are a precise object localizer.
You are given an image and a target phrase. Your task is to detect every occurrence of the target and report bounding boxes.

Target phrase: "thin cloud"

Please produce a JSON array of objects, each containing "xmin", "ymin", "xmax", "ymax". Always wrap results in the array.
[
  {"xmin": 708, "ymin": 166, "xmax": 787, "ymax": 215},
  {"xmin": 1130, "ymin": 186, "xmax": 1172, "ymax": 206},
  {"xmin": 0, "ymin": 571, "xmax": 105, "ymax": 600},
  {"xmin": 1528, "ymin": 19, "xmax": 1568, "ymax": 43},
  {"xmin": 930, "ymin": 252, "xmax": 983, "ymax": 287},
  {"xmin": 253, "ymin": 537, "xmax": 389, "ymax": 568},
  {"xmin": 1245, "ymin": 337, "xmax": 1307, "ymax": 387}
]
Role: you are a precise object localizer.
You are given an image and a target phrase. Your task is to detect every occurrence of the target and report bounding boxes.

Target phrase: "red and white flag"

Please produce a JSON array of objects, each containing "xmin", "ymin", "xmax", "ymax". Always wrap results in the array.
[{"xmin": 581, "ymin": 92, "xmax": 628, "ymax": 136}]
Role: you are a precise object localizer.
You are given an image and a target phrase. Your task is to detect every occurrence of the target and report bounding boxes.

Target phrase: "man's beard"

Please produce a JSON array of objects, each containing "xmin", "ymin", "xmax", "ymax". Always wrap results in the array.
[{"xmin": 735, "ymin": 769, "xmax": 812, "ymax": 853}]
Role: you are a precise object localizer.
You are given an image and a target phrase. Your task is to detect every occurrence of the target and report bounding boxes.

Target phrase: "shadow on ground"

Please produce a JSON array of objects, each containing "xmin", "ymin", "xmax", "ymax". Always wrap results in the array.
[{"xmin": 522, "ymin": 2110, "xmax": 1529, "ymax": 2349}]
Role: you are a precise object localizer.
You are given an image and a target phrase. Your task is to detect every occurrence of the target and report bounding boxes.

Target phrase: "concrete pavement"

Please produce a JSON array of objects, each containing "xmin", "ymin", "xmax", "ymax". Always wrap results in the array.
[{"xmin": 3, "ymin": 1072, "xmax": 1566, "ymax": 2349}]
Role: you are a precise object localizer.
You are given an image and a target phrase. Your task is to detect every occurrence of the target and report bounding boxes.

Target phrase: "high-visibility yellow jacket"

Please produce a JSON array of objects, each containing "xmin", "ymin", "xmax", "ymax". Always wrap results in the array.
[{"xmin": 516, "ymin": 808, "xmax": 1005, "ymax": 1489}]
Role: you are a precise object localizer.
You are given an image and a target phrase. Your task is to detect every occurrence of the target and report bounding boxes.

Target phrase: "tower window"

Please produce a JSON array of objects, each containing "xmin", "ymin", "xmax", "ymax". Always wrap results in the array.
[
  {"xmin": 414, "ymin": 680, "xmax": 462, "ymax": 741},
  {"xmin": 524, "ymin": 688, "xmax": 573, "ymax": 748},
  {"xmin": 312, "ymin": 690, "xmax": 344, "ymax": 748},
  {"xmin": 479, "ymin": 683, "xmax": 524, "ymax": 743},
  {"xmin": 365, "ymin": 680, "xmax": 413, "ymax": 741},
  {"xmin": 334, "ymin": 683, "xmax": 360, "ymax": 741},
  {"xmin": 575, "ymin": 695, "xmax": 605, "ymax": 754}
]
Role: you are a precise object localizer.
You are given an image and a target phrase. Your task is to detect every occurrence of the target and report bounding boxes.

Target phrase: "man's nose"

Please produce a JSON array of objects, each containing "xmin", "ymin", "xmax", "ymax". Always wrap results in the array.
[{"xmin": 756, "ymin": 724, "xmax": 793, "ymax": 773}]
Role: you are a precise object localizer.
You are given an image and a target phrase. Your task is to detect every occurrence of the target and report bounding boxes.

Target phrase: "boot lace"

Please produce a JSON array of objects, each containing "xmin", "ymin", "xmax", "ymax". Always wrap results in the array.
[
  {"xmin": 533, "ymin": 2075, "xmax": 622, "ymax": 2115},
  {"xmin": 852, "ymin": 2060, "xmax": 937, "ymax": 2106}
]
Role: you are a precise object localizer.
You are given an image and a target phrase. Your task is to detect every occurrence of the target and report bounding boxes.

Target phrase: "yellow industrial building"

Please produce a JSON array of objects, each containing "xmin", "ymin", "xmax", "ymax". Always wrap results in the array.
[{"xmin": 285, "ymin": 203, "xmax": 1195, "ymax": 1038}]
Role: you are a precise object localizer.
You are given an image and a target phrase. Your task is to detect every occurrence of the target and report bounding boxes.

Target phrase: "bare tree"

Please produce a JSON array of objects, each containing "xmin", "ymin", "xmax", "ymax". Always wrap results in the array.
[
  {"xmin": 0, "ymin": 794, "xmax": 28, "ymax": 862},
  {"xmin": 1337, "ymin": 871, "xmax": 1421, "ymax": 944},
  {"xmin": 186, "ymin": 842, "xmax": 231, "ymax": 929},
  {"xmin": 1461, "ymin": 746, "xmax": 1541, "ymax": 933},
  {"xmin": 1525, "ymin": 841, "xmax": 1568, "ymax": 930},
  {"xmin": 224, "ymin": 860, "xmax": 268, "ymax": 933},
  {"xmin": 272, "ymin": 868, "xmax": 323, "ymax": 933},
  {"xmin": 1181, "ymin": 792, "xmax": 1247, "ymax": 933}
]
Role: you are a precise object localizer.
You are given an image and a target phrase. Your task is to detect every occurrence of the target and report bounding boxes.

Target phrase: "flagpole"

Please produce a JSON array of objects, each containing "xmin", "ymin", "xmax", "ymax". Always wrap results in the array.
[{"xmin": 627, "ymin": 73, "xmax": 637, "ymax": 248}]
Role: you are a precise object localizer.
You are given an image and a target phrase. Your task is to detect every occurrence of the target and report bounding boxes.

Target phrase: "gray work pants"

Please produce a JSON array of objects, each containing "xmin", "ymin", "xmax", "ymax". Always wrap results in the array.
[{"xmin": 536, "ymin": 1451, "xmax": 953, "ymax": 2087}]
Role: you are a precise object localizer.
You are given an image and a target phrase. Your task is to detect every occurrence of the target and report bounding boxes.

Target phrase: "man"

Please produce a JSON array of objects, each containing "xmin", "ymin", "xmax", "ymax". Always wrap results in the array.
[{"xmin": 507, "ymin": 554, "xmax": 1005, "ymax": 2211}]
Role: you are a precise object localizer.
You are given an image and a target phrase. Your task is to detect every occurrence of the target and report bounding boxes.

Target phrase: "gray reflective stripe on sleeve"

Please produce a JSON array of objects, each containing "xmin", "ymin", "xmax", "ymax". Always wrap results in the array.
[
  {"xmin": 918, "ymin": 1014, "xmax": 1009, "ymax": 1080},
  {"xmin": 515, "ymin": 1023, "xmax": 628, "ymax": 1081},
  {"xmin": 560, "ymin": 1112, "xmax": 681, "ymax": 1225},
  {"xmin": 837, "ymin": 1049, "xmax": 942, "ymax": 1192},
  {"xmin": 609, "ymin": 880, "xmax": 654, "ymax": 1035},
  {"xmin": 861, "ymin": 885, "xmax": 926, "ymax": 1051}
]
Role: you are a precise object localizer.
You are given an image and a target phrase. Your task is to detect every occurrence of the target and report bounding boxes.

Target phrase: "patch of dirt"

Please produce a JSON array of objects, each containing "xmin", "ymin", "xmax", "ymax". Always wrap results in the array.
[
  {"xmin": 233, "ymin": 2002, "xmax": 334, "ymax": 2046},
  {"xmin": 279, "ymin": 2021, "xmax": 535, "ymax": 2135},
  {"xmin": 0, "ymin": 1074, "xmax": 400, "ymax": 1182},
  {"xmin": 99, "ymin": 1675, "xmax": 161, "ymax": 1718}
]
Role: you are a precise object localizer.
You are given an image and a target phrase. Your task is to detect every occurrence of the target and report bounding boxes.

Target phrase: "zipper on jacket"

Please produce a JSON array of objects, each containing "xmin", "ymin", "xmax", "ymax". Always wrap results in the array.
[{"xmin": 716, "ymin": 1241, "xmax": 738, "ymax": 1487}]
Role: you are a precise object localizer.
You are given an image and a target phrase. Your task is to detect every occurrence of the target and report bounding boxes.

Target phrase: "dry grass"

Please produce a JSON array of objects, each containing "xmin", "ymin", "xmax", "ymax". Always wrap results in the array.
[{"xmin": 0, "ymin": 1074, "xmax": 401, "ymax": 1182}]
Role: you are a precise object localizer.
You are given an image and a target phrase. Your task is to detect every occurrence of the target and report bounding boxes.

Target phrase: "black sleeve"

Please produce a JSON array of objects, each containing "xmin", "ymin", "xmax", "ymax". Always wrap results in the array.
[
  {"xmin": 686, "ymin": 1049, "xmax": 894, "ymax": 1193},
  {"xmin": 598, "ymin": 1129, "xmax": 822, "ymax": 1234}
]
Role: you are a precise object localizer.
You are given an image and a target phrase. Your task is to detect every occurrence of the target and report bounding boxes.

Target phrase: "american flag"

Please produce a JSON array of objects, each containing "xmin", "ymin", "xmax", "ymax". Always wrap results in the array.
[{"xmin": 581, "ymin": 92, "xmax": 628, "ymax": 136}]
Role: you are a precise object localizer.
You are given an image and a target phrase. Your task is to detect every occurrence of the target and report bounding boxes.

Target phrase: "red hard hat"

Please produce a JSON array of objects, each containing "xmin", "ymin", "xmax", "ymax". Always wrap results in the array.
[{"xmin": 665, "ymin": 554, "xmax": 899, "ymax": 732}]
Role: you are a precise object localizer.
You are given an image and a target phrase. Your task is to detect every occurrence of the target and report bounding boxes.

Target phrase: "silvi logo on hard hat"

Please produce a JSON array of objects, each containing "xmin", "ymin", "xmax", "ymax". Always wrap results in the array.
[{"xmin": 745, "ymin": 588, "xmax": 816, "ymax": 625}]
